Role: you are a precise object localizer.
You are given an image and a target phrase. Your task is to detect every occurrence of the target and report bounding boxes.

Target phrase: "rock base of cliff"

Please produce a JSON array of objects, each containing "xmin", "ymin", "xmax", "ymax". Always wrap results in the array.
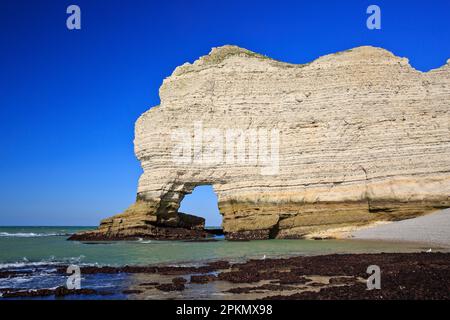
[
  {"xmin": 69, "ymin": 198, "xmax": 449, "ymax": 241},
  {"xmin": 68, "ymin": 201, "xmax": 213, "ymax": 241},
  {"xmin": 67, "ymin": 226, "xmax": 212, "ymax": 241},
  {"xmin": 220, "ymin": 200, "xmax": 450, "ymax": 240}
]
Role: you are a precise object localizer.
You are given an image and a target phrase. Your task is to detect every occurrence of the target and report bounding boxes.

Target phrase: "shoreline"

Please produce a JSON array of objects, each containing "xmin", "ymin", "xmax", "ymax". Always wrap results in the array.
[
  {"xmin": 67, "ymin": 208, "xmax": 450, "ymax": 247},
  {"xmin": 1, "ymin": 252, "xmax": 449, "ymax": 300}
]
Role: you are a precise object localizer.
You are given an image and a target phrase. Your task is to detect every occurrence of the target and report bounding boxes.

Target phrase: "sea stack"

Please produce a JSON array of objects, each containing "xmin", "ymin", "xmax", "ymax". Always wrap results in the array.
[{"xmin": 70, "ymin": 45, "xmax": 450, "ymax": 241}]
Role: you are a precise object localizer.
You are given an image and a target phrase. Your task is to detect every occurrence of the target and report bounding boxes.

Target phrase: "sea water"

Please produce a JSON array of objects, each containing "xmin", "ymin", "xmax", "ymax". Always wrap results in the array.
[{"xmin": 0, "ymin": 226, "xmax": 444, "ymax": 299}]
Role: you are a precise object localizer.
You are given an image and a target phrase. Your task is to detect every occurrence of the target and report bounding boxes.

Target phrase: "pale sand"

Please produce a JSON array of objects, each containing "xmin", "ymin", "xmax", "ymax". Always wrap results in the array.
[{"xmin": 351, "ymin": 208, "xmax": 450, "ymax": 247}]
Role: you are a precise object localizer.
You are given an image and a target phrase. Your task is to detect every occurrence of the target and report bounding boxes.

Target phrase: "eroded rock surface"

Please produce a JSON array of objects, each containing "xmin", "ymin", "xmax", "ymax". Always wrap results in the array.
[{"xmin": 70, "ymin": 45, "xmax": 450, "ymax": 241}]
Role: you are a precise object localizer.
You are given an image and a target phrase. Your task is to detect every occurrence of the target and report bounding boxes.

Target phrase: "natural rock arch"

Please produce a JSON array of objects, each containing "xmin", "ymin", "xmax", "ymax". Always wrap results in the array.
[
  {"xmin": 178, "ymin": 184, "xmax": 223, "ymax": 227},
  {"xmin": 153, "ymin": 181, "xmax": 223, "ymax": 224},
  {"xmin": 70, "ymin": 45, "xmax": 450, "ymax": 241}
]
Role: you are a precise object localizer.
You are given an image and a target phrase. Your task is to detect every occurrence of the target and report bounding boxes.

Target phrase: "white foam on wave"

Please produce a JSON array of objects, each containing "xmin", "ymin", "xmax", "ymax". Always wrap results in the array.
[
  {"xmin": 8, "ymin": 276, "xmax": 33, "ymax": 283},
  {"xmin": 0, "ymin": 232, "xmax": 70, "ymax": 238},
  {"xmin": 0, "ymin": 261, "xmax": 56, "ymax": 269},
  {"xmin": 0, "ymin": 255, "xmax": 87, "ymax": 269}
]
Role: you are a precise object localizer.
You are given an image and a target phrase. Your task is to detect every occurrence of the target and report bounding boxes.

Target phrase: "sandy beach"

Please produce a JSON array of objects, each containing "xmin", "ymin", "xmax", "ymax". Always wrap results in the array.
[{"xmin": 352, "ymin": 209, "xmax": 450, "ymax": 247}]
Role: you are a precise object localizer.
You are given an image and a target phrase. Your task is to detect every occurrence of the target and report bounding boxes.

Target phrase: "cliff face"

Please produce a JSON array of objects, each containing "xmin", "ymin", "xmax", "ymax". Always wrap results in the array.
[{"xmin": 71, "ymin": 45, "xmax": 450, "ymax": 241}]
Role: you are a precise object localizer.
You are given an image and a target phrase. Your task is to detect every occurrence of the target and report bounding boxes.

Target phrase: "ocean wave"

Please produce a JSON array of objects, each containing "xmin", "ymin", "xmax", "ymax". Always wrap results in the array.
[
  {"xmin": 0, "ymin": 255, "xmax": 87, "ymax": 270},
  {"xmin": 0, "ymin": 232, "xmax": 70, "ymax": 238}
]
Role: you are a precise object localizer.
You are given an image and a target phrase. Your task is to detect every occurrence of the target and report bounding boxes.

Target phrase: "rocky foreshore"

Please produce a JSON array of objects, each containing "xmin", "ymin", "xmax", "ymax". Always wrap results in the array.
[
  {"xmin": 62, "ymin": 252, "xmax": 450, "ymax": 300},
  {"xmin": 2, "ymin": 253, "xmax": 448, "ymax": 299}
]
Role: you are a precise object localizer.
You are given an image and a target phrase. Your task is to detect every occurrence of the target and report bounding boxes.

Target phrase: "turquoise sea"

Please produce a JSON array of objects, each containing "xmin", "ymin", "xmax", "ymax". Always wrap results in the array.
[{"xmin": 0, "ymin": 226, "xmax": 443, "ymax": 299}]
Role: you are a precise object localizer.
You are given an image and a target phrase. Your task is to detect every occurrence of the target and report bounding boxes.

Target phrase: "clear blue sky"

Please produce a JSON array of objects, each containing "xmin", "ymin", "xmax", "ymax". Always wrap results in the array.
[{"xmin": 0, "ymin": 0, "xmax": 449, "ymax": 226}]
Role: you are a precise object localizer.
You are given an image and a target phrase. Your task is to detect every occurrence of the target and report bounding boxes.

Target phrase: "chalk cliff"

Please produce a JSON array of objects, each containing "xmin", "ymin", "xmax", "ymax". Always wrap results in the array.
[{"xmin": 70, "ymin": 45, "xmax": 450, "ymax": 241}]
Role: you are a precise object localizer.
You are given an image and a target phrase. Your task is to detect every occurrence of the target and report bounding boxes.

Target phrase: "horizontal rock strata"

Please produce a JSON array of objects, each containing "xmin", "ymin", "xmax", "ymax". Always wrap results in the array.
[
  {"xmin": 69, "ymin": 201, "xmax": 210, "ymax": 240},
  {"xmin": 71, "ymin": 45, "xmax": 450, "ymax": 241}
]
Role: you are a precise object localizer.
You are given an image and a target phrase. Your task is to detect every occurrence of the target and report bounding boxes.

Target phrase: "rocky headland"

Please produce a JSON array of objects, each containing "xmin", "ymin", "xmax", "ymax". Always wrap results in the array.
[{"xmin": 70, "ymin": 45, "xmax": 450, "ymax": 241}]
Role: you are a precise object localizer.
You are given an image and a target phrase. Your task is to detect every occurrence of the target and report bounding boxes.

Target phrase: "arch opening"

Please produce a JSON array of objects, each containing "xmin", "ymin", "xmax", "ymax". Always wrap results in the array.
[{"xmin": 178, "ymin": 185, "xmax": 222, "ymax": 229}]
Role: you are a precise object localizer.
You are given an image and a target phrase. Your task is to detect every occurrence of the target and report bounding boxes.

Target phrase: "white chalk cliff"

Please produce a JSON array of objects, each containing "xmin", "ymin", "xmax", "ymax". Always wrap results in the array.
[{"xmin": 71, "ymin": 45, "xmax": 450, "ymax": 241}]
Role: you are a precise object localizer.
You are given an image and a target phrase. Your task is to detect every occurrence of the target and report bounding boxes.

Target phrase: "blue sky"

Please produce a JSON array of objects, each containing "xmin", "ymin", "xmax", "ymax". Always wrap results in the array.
[{"xmin": 0, "ymin": 0, "xmax": 449, "ymax": 226}]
